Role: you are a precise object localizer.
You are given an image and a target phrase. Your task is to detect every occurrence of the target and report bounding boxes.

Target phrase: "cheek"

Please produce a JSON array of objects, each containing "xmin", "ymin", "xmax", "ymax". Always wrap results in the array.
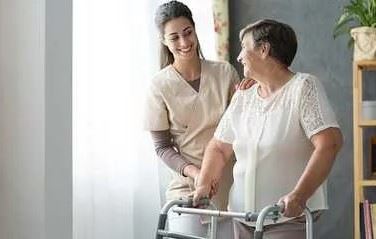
[
  {"xmin": 190, "ymin": 32, "xmax": 199, "ymax": 42},
  {"xmin": 165, "ymin": 44, "xmax": 177, "ymax": 53}
]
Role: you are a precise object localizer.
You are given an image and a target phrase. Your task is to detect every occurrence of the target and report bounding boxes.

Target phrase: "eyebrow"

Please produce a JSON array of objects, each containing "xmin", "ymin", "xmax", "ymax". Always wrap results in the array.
[{"xmin": 166, "ymin": 26, "xmax": 192, "ymax": 37}]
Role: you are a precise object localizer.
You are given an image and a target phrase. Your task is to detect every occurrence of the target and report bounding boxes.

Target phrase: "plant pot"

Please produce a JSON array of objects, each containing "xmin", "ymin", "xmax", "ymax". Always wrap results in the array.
[{"xmin": 351, "ymin": 27, "xmax": 376, "ymax": 61}]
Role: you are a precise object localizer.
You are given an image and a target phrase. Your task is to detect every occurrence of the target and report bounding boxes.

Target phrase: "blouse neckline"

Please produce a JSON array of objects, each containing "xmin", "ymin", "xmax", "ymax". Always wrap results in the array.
[{"xmin": 255, "ymin": 72, "xmax": 298, "ymax": 102}]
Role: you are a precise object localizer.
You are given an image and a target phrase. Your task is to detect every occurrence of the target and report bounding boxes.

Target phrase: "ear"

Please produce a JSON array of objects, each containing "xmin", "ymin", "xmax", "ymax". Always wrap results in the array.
[
  {"xmin": 260, "ymin": 42, "xmax": 271, "ymax": 59},
  {"xmin": 161, "ymin": 39, "xmax": 167, "ymax": 46},
  {"xmin": 159, "ymin": 35, "xmax": 167, "ymax": 46}
]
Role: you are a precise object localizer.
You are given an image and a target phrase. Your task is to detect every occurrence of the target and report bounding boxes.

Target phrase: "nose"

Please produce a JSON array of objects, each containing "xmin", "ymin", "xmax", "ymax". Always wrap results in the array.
[
  {"xmin": 237, "ymin": 52, "xmax": 243, "ymax": 63},
  {"xmin": 179, "ymin": 36, "xmax": 190, "ymax": 47}
]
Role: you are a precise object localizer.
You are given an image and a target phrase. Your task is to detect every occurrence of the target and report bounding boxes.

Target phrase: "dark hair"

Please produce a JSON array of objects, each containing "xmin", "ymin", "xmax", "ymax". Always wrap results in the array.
[
  {"xmin": 154, "ymin": 0, "xmax": 204, "ymax": 69},
  {"xmin": 239, "ymin": 19, "xmax": 297, "ymax": 66}
]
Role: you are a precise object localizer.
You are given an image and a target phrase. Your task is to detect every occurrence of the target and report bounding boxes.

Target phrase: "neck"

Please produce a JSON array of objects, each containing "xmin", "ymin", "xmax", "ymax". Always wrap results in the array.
[
  {"xmin": 173, "ymin": 57, "xmax": 201, "ymax": 81},
  {"xmin": 257, "ymin": 63, "xmax": 294, "ymax": 98}
]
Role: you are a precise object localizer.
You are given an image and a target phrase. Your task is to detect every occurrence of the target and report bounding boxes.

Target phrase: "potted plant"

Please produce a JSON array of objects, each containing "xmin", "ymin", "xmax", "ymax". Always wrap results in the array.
[{"xmin": 333, "ymin": 0, "xmax": 376, "ymax": 60}]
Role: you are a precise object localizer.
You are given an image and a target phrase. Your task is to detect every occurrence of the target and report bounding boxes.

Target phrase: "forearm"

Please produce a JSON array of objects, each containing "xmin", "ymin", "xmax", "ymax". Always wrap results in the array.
[
  {"xmin": 280, "ymin": 128, "xmax": 342, "ymax": 217},
  {"xmin": 150, "ymin": 130, "xmax": 198, "ymax": 177},
  {"xmin": 293, "ymin": 146, "xmax": 338, "ymax": 202},
  {"xmin": 196, "ymin": 139, "xmax": 232, "ymax": 189}
]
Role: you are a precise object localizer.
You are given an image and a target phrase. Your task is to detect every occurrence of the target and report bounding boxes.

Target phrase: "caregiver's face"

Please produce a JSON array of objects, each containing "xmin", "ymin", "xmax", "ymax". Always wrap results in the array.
[{"xmin": 162, "ymin": 16, "xmax": 198, "ymax": 61}]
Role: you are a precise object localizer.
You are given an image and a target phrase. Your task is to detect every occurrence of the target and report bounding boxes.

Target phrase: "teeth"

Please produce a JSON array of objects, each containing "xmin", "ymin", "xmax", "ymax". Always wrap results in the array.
[{"xmin": 180, "ymin": 47, "xmax": 191, "ymax": 53}]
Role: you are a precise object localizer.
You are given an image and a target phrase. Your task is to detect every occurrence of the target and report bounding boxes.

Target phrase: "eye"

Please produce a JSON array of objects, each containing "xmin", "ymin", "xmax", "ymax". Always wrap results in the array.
[
  {"xmin": 183, "ymin": 29, "xmax": 193, "ymax": 37},
  {"xmin": 167, "ymin": 36, "xmax": 179, "ymax": 42}
]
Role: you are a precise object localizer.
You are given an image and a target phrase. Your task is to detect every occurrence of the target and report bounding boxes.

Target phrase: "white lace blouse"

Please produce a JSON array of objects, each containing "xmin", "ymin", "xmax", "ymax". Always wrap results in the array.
[{"xmin": 214, "ymin": 72, "xmax": 340, "ymax": 224}]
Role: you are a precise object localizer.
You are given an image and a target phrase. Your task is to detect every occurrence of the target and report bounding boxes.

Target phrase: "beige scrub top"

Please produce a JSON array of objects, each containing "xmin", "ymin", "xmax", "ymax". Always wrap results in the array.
[{"xmin": 144, "ymin": 59, "xmax": 240, "ymax": 210}]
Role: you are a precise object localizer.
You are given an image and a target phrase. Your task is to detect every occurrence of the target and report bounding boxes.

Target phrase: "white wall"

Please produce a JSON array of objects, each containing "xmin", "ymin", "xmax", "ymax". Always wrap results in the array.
[{"xmin": 0, "ymin": 0, "xmax": 72, "ymax": 238}]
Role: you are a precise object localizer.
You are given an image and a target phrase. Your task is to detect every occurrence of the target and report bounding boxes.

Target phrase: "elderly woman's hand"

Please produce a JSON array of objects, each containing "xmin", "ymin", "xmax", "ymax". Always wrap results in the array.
[
  {"xmin": 192, "ymin": 184, "xmax": 212, "ymax": 207},
  {"xmin": 278, "ymin": 190, "xmax": 307, "ymax": 218},
  {"xmin": 235, "ymin": 78, "xmax": 256, "ymax": 90},
  {"xmin": 192, "ymin": 177, "xmax": 219, "ymax": 207}
]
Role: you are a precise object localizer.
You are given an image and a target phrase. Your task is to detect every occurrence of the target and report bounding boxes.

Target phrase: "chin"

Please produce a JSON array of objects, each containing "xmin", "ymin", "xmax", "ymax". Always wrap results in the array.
[
  {"xmin": 243, "ymin": 71, "xmax": 251, "ymax": 78},
  {"xmin": 179, "ymin": 53, "xmax": 195, "ymax": 60}
]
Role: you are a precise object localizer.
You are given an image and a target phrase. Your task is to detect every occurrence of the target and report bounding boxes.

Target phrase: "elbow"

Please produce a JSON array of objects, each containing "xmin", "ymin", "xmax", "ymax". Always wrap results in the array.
[
  {"xmin": 333, "ymin": 129, "xmax": 343, "ymax": 154},
  {"xmin": 206, "ymin": 139, "xmax": 232, "ymax": 165},
  {"xmin": 313, "ymin": 128, "xmax": 343, "ymax": 159}
]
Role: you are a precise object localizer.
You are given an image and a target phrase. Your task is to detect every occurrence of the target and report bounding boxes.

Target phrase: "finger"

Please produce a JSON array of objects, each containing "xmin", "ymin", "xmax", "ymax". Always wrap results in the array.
[
  {"xmin": 277, "ymin": 201, "xmax": 285, "ymax": 213},
  {"xmin": 245, "ymin": 79, "xmax": 255, "ymax": 89},
  {"xmin": 279, "ymin": 198, "xmax": 290, "ymax": 216},
  {"xmin": 239, "ymin": 80, "xmax": 247, "ymax": 90},
  {"xmin": 192, "ymin": 193, "xmax": 199, "ymax": 207},
  {"xmin": 210, "ymin": 187, "xmax": 217, "ymax": 197}
]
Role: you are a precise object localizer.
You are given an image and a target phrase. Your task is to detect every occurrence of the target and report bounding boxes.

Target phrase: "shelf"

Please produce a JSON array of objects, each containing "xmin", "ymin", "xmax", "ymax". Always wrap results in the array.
[
  {"xmin": 355, "ymin": 60, "xmax": 376, "ymax": 70},
  {"xmin": 360, "ymin": 180, "xmax": 376, "ymax": 186},
  {"xmin": 358, "ymin": 120, "xmax": 376, "ymax": 127},
  {"xmin": 353, "ymin": 59, "xmax": 376, "ymax": 239}
]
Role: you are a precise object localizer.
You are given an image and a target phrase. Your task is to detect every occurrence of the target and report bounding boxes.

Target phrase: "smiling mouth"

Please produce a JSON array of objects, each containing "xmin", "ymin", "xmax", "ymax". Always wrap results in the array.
[{"xmin": 179, "ymin": 46, "xmax": 192, "ymax": 53}]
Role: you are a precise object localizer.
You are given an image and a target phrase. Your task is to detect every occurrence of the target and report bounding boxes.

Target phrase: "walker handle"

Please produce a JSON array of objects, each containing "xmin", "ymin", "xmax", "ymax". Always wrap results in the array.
[{"xmin": 254, "ymin": 203, "xmax": 313, "ymax": 239}]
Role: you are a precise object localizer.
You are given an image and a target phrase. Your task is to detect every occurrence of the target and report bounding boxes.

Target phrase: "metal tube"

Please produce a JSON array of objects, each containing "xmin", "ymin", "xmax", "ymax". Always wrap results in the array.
[
  {"xmin": 160, "ymin": 199, "xmax": 188, "ymax": 214},
  {"xmin": 208, "ymin": 214, "xmax": 217, "ymax": 239},
  {"xmin": 304, "ymin": 208, "xmax": 313, "ymax": 239},
  {"xmin": 157, "ymin": 229, "xmax": 206, "ymax": 239},
  {"xmin": 172, "ymin": 207, "xmax": 248, "ymax": 219},
  {"xmin": 255, "ymin": 205, "xmax": 282, "ymax": 231},
  {"xmin": 254, "ymin": 205, "xmax": 313, "ymax": 239}
]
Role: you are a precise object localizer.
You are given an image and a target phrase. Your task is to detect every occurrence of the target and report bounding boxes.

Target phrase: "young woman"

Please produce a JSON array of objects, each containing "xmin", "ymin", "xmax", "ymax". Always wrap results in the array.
[{"xmin": 144, "ymin": 1, "xmax": 252, "ymax": 238}]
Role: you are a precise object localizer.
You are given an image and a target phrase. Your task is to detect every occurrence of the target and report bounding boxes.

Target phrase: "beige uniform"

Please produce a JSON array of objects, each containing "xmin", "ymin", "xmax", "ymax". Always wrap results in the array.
[{"xmin": 144, "ymin": 59, "xmax": 240, "ymax": 210}]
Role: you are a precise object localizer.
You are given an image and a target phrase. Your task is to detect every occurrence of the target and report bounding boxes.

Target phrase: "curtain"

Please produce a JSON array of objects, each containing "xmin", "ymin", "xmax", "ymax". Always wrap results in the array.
[
  {"xmin": 73, "ymin": 1, "xmax": 161, "ymax": 239},
  {"xmin": 73, "ymin": 1, "xmax": 217, "ymax": 239},
  {"xmin": 212, "ymin": 0, "xmax": 230, "ymax": 61}
]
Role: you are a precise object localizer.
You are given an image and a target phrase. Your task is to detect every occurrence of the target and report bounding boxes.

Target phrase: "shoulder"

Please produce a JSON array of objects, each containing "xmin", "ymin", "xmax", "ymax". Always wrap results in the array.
[
  {"xmin": 202, "ymin": 59, "xmax": 237, "ymax": 74},
  {"xmin": 289, "ymin": 72, "xmax": 324, "ymax": 96},
  {"xmin": 229, "ymin": 84, "xmax": 257, "ymax": 107},
  {"xmin": 294, "ymin": 72, "xmax": 321, "ymax": 87},
  {"xmin": 292, "ymin": 73, "xmax": 330, "ymax": 106},
  {"xmin": 148, "ymin": 65, "xmax": 175, "ymax": 91}
]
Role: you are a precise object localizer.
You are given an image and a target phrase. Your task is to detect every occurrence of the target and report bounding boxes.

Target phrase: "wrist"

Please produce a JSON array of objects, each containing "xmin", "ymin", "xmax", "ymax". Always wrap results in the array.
[
  {"xmin": 182, "ymin": 164, "xmax": 199, "ymax": 178},
  {"xmin": 291, "ymin": 188, "xmax": 308, "ymax": 204}
]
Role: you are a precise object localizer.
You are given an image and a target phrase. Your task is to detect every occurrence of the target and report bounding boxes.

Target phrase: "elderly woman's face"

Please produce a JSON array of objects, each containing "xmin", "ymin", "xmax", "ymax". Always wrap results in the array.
[{"xmin": 237, "ymin": 33, "xmax": 263, "ymax": 79}]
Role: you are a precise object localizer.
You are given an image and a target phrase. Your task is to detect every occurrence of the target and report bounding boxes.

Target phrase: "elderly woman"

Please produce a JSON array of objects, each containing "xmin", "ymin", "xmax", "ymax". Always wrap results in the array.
[{"xmin": 193, "ymin": 19, "xmax": 343, "ymax": 239}]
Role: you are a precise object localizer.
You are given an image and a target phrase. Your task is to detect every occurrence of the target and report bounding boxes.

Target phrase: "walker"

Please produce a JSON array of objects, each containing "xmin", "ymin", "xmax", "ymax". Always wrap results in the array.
[{"xmin": 155, "ymin": 197, "xmax": 313, "ymax": 239}]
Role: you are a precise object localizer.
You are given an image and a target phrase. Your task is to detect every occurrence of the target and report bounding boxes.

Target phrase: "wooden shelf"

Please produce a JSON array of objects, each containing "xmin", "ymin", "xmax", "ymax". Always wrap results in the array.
[
  {"xmin": 358, "ymin": 120, "xmax": 376, "ymax": 127},
  {"xmin": 360, "ymin": 180, "xmax": 376, "ymax": 186},
  {"xmin": 355, "ymin": 60, "xmax": 376, "ymax": 70},
  {"xmin": 353, "ymin": 59, "xmax": 376, "ymax": 239}
]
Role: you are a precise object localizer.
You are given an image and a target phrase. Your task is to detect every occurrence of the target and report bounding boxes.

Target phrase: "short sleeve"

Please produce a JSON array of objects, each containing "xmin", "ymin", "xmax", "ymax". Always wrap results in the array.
[
  {"xmin": 299, "ymin": 76, "xmax": 340, "ymax": 139},
  {"xmin": 143, "ymin": 82, "xmax": 169, "ymax": 131},
  {"xmin": 229, "ymin": 63, "xmax": 241, "ymax": 86},
  {"xmin": 214, "ymin": 91, "xmax": 241, "ymax": 144},
  {"xmin": 226, "ymin": 63, "xmax": 241, "ymax": 101}
]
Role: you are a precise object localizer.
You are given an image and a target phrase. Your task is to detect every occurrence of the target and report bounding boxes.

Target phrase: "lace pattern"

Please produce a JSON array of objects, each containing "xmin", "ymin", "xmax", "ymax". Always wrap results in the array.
[{"xmin": 300, "ymin": 78, "xmax": 325, "ymax": 135}]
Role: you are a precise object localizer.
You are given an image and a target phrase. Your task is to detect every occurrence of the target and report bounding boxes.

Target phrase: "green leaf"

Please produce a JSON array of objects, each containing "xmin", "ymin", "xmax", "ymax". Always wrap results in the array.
[{"xmin": 333, "ymin": 0, "xmax": 376, "ymax": 43}]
